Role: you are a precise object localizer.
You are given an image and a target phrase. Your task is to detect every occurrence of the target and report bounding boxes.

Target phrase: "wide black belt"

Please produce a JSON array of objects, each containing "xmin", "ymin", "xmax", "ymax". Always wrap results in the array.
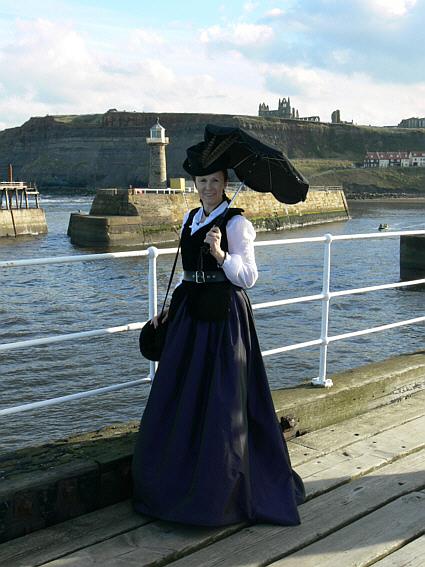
[{"xmin": 183, "ymin": 270, "xmax": 228, "ymax": 284}]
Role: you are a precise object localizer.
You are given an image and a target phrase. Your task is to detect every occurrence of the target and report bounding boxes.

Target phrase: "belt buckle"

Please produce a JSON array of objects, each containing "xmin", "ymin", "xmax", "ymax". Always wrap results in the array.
[{"xmin": 195, "ymin": 270, "xmax": 205, "ymax": 283}]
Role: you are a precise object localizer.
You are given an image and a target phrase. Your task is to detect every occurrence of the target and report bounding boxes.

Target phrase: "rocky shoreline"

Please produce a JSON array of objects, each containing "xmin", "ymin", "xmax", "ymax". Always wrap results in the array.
[{"xmin": 346, "ymin": 192, "xmax": 425, "ymax": 201}]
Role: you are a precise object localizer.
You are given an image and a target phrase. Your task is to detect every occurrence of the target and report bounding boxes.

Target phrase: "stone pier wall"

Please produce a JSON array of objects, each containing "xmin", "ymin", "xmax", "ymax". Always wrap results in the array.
[
  {"xmin": 68, "ymin": 188, "xmax": 349, "ymax": 247},
  {"xmin": 400, "ymin": 235, "xmax": 425, "ymax": 285},
  {"xmin": 0, "ymin": 209, "xmax": 47, "ymax": 237}
]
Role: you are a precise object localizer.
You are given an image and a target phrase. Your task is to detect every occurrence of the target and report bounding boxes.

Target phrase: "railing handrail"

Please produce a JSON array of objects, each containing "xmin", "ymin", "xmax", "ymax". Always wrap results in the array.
[
  {"xmin": 2, "ymin": 230, "xmax": 425, "ymax": 270},
  {"xmin": 1, "ymin": 228, "xmax": 424, "ymax": 416}
]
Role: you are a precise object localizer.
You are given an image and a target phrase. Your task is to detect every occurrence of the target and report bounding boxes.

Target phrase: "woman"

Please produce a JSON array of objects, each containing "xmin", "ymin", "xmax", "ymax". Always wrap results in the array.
[{"xmin": 132, "ymin": 150, "xmax": 305, "ymax": 526}]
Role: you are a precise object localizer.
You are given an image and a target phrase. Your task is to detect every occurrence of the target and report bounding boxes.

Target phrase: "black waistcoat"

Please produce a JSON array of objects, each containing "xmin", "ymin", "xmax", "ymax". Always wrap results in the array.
[
  {"xmin": 170, "ymin": 207, "xmax": 244, "ymax": 321},
  {"xmin": 181, "ymin": 207, "xmax": 243, "ymax": 271}
]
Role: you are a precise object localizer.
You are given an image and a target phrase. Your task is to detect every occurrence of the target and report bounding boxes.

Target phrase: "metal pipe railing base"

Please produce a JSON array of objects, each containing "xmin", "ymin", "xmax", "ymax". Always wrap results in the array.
[{"xmin": 311, "ymin": 376, "xmax": 334, "ymax": 388}]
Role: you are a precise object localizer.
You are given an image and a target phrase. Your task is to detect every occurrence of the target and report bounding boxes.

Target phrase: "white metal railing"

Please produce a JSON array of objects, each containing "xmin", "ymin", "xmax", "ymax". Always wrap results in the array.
[
  {"xmin": 1, "ymin": 229, "xmax": 424, "ymax": 416},
  {"xmin": 132, "ymin": 188, "xmax": 189, "ymax": 194}
]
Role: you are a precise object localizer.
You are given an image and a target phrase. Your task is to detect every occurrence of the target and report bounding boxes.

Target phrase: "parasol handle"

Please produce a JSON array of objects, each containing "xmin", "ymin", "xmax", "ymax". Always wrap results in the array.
[
  {"xmin": 201, "ymin": 182, "xmax": 247, "ymax": 254},
  {"xmin": 212, "ymin": 181, "xmax": 246, "ymax": 229},
  {"xmin": 226, "ymin": 181, "xmax": 246, "ymax": 208}
]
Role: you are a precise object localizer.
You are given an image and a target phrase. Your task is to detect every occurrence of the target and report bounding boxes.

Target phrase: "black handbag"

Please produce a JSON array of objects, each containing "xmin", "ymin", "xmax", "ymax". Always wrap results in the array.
[
  {"xmin": 138, "ymin": 313, "xmax": 169, "ymax": 361},
  {"xmin": 139, "ymin": 241, "xmax": 181, "ymax": 361}
]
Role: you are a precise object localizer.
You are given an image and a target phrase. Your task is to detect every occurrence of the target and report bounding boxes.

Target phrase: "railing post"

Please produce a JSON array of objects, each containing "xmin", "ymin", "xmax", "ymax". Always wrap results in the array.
[
  {"xmin": 148, "ymin": 246, "xmax": 159, "ymax": 379},
  {"xmin": 312, "ymin": 233, "xmax": 334, "ymax": 387}
]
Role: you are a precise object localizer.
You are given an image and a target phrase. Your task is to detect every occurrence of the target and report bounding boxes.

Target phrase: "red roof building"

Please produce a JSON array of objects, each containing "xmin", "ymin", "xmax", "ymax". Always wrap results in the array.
[{"xmin": 364, "ymin": 151, "xmax": 424, "ymax": 168}]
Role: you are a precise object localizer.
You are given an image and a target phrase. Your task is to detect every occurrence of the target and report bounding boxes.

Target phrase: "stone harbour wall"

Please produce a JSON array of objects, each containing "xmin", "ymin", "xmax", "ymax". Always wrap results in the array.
[
  {"xmin": 400, "ymin": 235, "xmax": 425, "ymax": 285},
  {"xmin": 68, "ymin": 188, "xmax": 349, "ymax": 248}
]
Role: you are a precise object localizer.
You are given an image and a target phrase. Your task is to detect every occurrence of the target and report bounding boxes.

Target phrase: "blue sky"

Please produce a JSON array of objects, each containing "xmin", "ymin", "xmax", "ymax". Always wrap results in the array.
[{"xmin": 0, "ymin": 0, "xmax": 424, "ymax": 130}]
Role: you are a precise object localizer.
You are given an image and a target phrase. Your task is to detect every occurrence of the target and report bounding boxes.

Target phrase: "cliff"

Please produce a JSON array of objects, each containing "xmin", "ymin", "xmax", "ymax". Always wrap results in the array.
[{"xmin": 1, "ymin": 111, "xmax": 425, "ymax": 189}]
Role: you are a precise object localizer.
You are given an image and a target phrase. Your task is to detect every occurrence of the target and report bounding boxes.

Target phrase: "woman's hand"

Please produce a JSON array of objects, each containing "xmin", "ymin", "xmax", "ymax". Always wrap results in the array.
[
  {"xmin": 204, "ymin": 226, "xmax": 226, "ymax": 265},
  {"xmin": 152, "ymin": 308, "xmax": 169, "ymax": 329}
]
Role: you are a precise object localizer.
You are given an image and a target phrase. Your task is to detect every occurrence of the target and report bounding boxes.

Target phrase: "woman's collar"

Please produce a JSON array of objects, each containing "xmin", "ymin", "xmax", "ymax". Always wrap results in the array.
[{"xmin": 191, "ymin": 201, "xmax": 228, "ymax": 234}]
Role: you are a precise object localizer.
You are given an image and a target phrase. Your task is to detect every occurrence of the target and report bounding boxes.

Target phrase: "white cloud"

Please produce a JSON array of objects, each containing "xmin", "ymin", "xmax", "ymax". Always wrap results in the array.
[
  {"xmin": 361, "ymin": 0, "xmax": 417, "ymax": 18},
  {"xmin": 0, "ymin": 17, "xmax": 265, "ymax": 128},
  {"xmin": 262, "ymin": 62, "xmax": 425, "ymax": 125},
  {"xmin": 199, "ymin": 23, "xmax": 274, "ymax": 47},
  {"xmin": 330, "ymin": 49, "xmax": 353, "ymax": 65},
  {"xmin": 0, "ymin": 6, "xmax": 424, "ymax": 132},
  {"xmin": 243, "ymin": 1, "xmax": 258, "ymax": 13},
  {"xmin": 265, "ymin": 8, "xmax": 285, "ymax": 18},
  {"xmin": 129, "ymin": 29, "xmax": 165, "ymax": 48}
]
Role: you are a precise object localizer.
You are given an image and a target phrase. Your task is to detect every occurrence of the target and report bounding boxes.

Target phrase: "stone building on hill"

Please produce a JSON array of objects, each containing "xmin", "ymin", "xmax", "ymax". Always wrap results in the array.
[
  {"xmin": 398, "ymin": 117, "xmax": 425, "ymax": 128},
  {"xmin": 331, "ymin": 110, "xmax": 353, "ymax": 125},
  {"xmin": 258, "ymin": 97, "xmax": 320, "ymax": 122}
]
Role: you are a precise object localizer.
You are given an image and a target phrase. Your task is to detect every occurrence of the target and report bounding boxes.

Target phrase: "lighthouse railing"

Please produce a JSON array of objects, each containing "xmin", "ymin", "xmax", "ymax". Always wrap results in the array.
[{"xmin": 1, "ymin": 229, "xmax": 425, "ymax": 416}]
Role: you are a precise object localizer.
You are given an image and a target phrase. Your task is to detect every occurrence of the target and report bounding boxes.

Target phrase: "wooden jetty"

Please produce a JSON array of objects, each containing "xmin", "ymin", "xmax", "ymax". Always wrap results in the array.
[
  {"xmin": 1, "ymin": 386, "xmax": 424, "ymax": 566},
  {"xmin": 0, "ymin": 177, "xmax": 47, "ymax": 237},
  {"xmin": 0, "ymin": 181, "xmax": 40, "ymax": 210}
]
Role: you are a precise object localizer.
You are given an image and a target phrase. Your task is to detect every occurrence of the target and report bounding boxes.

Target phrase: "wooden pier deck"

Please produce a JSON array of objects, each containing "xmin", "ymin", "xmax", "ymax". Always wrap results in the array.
[{"xmin": 2, "ymin": 388, "xmax": 425, "ymax": 567}]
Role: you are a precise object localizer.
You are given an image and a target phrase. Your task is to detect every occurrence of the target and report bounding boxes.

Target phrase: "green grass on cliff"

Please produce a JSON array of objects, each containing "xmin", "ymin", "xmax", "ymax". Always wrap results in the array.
[
  {"xmin": 294, "ymin": 159, "xmax": 355, "ymax": 176},
  {"xmin": 53, "ymin": 114, "xmax": 103, "ymax": 126},
  {"xmin": 294, "ymin": 161, "xmax": 425, "ymax": 195}
]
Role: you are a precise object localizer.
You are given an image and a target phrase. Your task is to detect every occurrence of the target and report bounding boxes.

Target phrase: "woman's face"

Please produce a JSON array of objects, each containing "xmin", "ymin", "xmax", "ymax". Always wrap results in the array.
[{"xmin": 195, "ymin": 171, "xmax": 227, "ymax": 213}]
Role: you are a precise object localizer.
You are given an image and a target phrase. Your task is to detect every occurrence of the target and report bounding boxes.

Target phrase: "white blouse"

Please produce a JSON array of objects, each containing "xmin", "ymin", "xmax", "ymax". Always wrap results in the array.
[{"xmin": 180, "ymin": 202, "xmax": 258, "ymax": 289}]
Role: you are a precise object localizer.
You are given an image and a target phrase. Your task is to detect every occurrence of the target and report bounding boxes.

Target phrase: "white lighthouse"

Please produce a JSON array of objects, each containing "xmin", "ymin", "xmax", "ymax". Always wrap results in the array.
[{"xmin": 146, "ymin": 118, "xmax": 169, "ymax": 189}]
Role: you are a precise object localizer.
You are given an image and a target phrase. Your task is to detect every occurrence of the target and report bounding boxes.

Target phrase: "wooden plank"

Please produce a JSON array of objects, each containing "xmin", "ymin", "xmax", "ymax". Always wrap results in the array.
[
  {"xmin": 289, "ymin": 389, "xmax": 425, "ymax": 465},
  {"xmin": 164, "ymin": 449, "xmax": 425, "ymax": 567},
  {"xmin": 297, "ymin": 413, "xmax": 425, "ymax": 496},
  {"xmin": 7, "ymin": 395, "xmax": 425, "ymax": 567},
  {"xmin": 37, "ymin": 413, "xmax": 425, "ymax": 566},
  {"xmin": 39, "ymin": 522, "xmax": 244, "ymax": 567},
  {"xmin": 270, "ymin": 491, "xmax": 425, "ymax": 567},
  {"xmin": 43, "ymin": 448, "xmax": 425, "ymax": 567},
  {"xmin": 287, "ymin": 442, "xmax": 322, "ymax": 466},
  {"xmin": 372, "ymin": 534, "xmax": 425, "ymax": 566},
  {"xmin": 0, "ymin": 501, "xmax": 151, "ymax": 567}
]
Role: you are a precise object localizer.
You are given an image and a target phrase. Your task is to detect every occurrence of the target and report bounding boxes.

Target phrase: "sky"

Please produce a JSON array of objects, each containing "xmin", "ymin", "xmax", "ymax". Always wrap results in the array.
[{"xmin": 0, "ymin": 0, "xmax": 424, "ymax": 131}]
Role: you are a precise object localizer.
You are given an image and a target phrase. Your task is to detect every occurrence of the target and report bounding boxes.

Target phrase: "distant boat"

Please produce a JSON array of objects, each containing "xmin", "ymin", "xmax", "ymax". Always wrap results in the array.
[{"xmin": 378, "ymin": 223, "xmax": 389, "ymax": 231}]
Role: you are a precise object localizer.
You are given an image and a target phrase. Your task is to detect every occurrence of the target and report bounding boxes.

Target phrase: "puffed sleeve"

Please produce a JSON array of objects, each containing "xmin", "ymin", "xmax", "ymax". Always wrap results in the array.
[{"xmin": 222, "ymin": 215, "xmax": 258, "ymax": 288}]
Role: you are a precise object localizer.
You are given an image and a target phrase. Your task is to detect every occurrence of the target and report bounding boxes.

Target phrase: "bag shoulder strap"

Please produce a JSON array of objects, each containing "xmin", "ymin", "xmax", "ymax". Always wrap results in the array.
[
  {"xmin": 160, "ymin": 238, "xmax": 181, "ymax": 316},
  {"xmin": 159, "ymin": 208, "xmax": 196, "ymax": 315}
]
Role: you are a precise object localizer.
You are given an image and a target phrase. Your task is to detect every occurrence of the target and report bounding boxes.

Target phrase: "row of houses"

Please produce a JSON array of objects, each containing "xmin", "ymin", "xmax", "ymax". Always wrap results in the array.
[{"xmin": 364, "ymin": 151, "xmax": 425, "ymax": 168}]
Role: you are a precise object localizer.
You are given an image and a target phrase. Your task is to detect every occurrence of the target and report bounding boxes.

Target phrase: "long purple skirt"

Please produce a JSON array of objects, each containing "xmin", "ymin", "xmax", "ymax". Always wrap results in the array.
[{"xmin": 132, "ymin": 287, "xmax": 304, "ymax": 526}]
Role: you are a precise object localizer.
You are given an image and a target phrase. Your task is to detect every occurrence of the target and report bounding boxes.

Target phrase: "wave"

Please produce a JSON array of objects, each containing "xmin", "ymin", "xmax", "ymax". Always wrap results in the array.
[{"xmin": 41, "ymin": 197, "xmax": 93, "ymax": 203}]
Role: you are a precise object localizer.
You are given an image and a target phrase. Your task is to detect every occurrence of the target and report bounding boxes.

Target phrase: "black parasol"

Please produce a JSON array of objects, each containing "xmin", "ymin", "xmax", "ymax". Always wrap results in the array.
[{"xmin": 202, "ymin": 124, "xmax": 309, "ymax": 204}]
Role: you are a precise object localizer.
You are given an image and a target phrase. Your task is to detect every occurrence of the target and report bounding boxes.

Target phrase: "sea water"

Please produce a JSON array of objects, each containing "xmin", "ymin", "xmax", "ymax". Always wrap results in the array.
[{"xmin": 0, "ymin": 197, "xmax": 424, "ymax": 451}]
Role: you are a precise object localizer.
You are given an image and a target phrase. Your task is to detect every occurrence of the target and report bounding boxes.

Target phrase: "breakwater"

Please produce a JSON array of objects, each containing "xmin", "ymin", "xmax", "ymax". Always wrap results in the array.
[
  {"xmin": 0, "ymin": 208, "xmax": 47, "ymax": 237},
  {"xmin": 68, "ymin": 187, "xmax": 349, "ymax": 247}
]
